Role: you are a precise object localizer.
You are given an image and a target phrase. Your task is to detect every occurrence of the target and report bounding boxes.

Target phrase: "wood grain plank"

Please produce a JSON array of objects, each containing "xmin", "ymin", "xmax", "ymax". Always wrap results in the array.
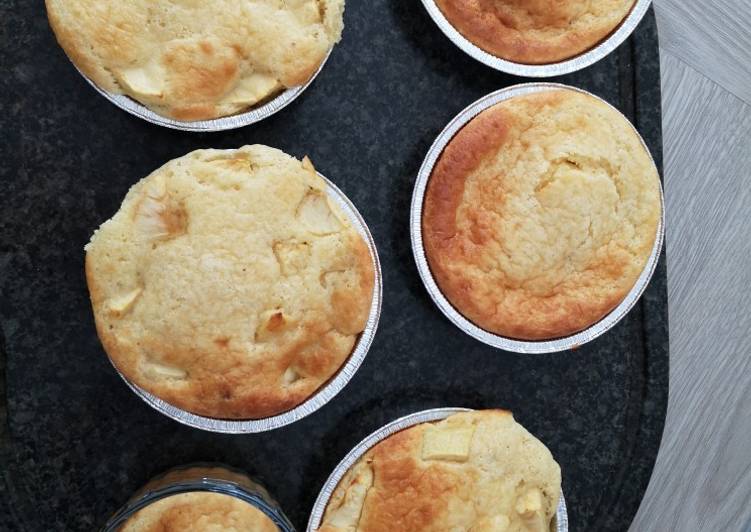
[
  {"xmin": 654, "ymin": 0, "xmax": 751, "ymax": 105},
  {"xmin": 630, "ymin": 52, "xmax": 751, "ymax": 531}
]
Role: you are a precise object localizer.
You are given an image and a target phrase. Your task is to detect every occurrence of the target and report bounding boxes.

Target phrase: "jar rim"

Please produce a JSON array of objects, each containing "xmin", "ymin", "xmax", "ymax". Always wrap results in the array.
[{"xmin": 101, "ymin": 464, "xmax": 294, "ymax": 532}]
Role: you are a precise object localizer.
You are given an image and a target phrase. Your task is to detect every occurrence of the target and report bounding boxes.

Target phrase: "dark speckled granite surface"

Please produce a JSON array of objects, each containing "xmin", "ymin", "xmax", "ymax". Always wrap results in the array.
[{"xmin": 0, "ymin": 2, "xmax": 668, "ymax": 531}]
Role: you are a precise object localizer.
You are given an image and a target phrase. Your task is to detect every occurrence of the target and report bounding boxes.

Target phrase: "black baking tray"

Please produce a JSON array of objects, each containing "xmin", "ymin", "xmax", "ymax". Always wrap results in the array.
[{"xmin": 0, "ymin": 2, "xmax": 668, "ymax": 531}]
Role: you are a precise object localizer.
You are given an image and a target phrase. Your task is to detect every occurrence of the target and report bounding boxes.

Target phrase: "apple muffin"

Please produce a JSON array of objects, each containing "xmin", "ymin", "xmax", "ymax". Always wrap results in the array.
[
  {"xmin": 46, "ymin": 0, "xmax": 345, "ymax": 120},
  {"xmin": 86, "ymin": 145, "xmax": 374, "ymax": 419},
  {"xmin": 319, "ymin": 410, "xmax": 561, "ymax": 531},
  {"xmin": 422, "ymin": 89, "xmax": 661, "ymax": 340},
  {"xmin": 434, "ymin": 0, "xmax": 636, "ymax": 64},
  {"xmin": 120, "ymin": 492, "xmax": 278, "ymax": 532}
]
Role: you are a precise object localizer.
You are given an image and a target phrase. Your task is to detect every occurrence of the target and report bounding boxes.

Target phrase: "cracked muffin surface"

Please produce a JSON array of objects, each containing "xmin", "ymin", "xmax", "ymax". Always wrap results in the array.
[
  {"xmin": 319, "ymin": 410, "xmax": 561, "ymax": 532},
  {"xmin": 422, "ymin": 89, "xmax": 661, "ymax": 340},
  {"xmin": 85, "ymin": 145, "xmax": 374, "ymax": 419},
  {"xmin": 45, "ymin": 0, "xmax": 345, "ymax": 120},
  {"xmin": 121, "ymin": 491, "xmax": 278, "ymax": 532},
  {"xmin": 434, "ymin": 0, "xmax": 636, "ymax": 64}
]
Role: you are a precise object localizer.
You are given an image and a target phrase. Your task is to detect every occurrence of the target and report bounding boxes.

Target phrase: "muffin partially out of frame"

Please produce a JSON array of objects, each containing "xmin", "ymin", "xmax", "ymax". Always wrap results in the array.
[
  {"xmin": 120, "ymin": 492, "xmax": 278, "ymax": 532},
  {"xmin": 434, "ymin": 0, "xmax": 636, "ymax": 64},
  {"xmin": 86, "ymin": 145, "xmax": 374, "ymax": 419},
  {"xmin": 319, "ymin": 410, "xmax": 561, "ymax": 532},
  {"xmin": 422, "ymin": 89, "xmax": 661, "ymax": 341},
  {"xmin": 46, "ymin": 0, "xmax": 345, "ymax": 120}
]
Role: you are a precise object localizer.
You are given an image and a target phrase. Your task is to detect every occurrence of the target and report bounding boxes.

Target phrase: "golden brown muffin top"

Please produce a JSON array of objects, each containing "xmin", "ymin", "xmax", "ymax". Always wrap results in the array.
[
  {"xmin": 46, "ymin": 0, "xmax": 345, "ymax": 120},
  {"xmin": 434, "ymin": 0, "xmax": 636, "ymax": 64},
  {"xmin": 422, "ymin": 90, "xmax": 661, "ymax": 340},
  {"xmin": 86, "ymin": 145, "xmax": 374, "ymax": 419},
  {"xmin": 319, "ymin": 410, "xmax": 561, "ymax": 532},
  {"xmin": 120, "ymin": 492, "xmax": 278, "ymax": 532}
]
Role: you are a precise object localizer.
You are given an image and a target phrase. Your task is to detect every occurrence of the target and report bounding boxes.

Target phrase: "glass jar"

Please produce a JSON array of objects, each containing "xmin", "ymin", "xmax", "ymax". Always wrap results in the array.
[{"xmin": 102, "ymin": 464, "xmax": 294, "ymax": 531}]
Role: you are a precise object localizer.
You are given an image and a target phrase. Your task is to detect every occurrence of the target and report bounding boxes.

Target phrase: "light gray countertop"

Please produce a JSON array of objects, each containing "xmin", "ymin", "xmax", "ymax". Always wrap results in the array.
[{"xmin": 631, "ymin": 1, "xmax": 751, "ymax": 531}]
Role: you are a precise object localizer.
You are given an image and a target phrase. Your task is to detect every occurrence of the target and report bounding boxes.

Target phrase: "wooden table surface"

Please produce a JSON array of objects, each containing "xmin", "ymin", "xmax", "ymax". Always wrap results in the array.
[{"xmin": 630, "ymin": 2, "xmax": 751, "ymax": 531}]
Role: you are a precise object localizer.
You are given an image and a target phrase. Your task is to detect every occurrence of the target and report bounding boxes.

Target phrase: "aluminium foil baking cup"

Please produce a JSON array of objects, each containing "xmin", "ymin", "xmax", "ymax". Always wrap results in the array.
[
  {"xmin": 410, "ymin": 82, "xmax": 665, "ymax": 354},
  {"xmin": 73, "ymin": 49, "xmax": 331, "ymax": 132},
  {"xmin": 111, "ymin": 172, "xmax": 383, "ymax": 433},
  {"xmin": 102, "ymin": 464, "xmax": 295, "ymax": 532},
  {"xmin": 420, "ymin": 0, "xmax": 653, "ymax": 77},
  {"xmin": 307, "ymin": 407, "xmax": 568, "ymax": 532}
]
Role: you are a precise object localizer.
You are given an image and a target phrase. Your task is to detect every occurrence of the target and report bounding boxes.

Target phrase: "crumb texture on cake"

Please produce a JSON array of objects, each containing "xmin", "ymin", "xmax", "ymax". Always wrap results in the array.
[
  {"xmin": 318, "ymin": 410, "xmax": 562, "ymax": 532},
  {"xmin": 120, "ymin": 492, "xmax": 279, "ymax": 532},
  {"xmin": 422, "ymin": 89, "xmax": 661, "ymax": 340},
  {"xmin": 46, "ymin": 0, "xmax": 345, "ymax": 120},
  {"xmin": 85, "ymin": 145, "xmax": 374, "ymax": 419},
  {"xmin": 434, "ymin": 0, "xmax": 636, "ymax": 64}
]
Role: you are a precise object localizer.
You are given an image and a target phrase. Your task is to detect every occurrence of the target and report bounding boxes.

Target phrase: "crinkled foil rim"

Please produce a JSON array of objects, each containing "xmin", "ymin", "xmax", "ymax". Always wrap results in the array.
[
  {"xmin": 112, "ymin": 172, "xmax": 383, "ymax": 433},
  {"xmin": 420, "ymin": 0, "xmax": 653, "ymax": 77},
  {"xmin": 410, "ymin": 82, "xmax": 665, "ymax": 354},
  {"xmin": 307, "ymin": 407, "xmax": 568, "ymax": 532}
]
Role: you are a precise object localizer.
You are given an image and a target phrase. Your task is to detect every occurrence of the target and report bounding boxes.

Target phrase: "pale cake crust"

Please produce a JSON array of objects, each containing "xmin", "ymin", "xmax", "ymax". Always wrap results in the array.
[
  {"xmin": 46, "ymin": 0, "xmax": 345, "ymax": 120},
  {"xmin": 434, "ymin": 0, "xmax": 636, "ymax": 64},
  {"xmin": 319, "ymin": 410, "xmax": 561, "ymax": 532},
  {"xmin": 85, "ymin": 145, "xmax": 374, "ymax": 419},
  {"xmin": 423, "ymin": 90, "xmax": 661, "ymax": 340},
  {"xmin": 120, "ymin": 492, "xmax": 278, "ymax": 532}
]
